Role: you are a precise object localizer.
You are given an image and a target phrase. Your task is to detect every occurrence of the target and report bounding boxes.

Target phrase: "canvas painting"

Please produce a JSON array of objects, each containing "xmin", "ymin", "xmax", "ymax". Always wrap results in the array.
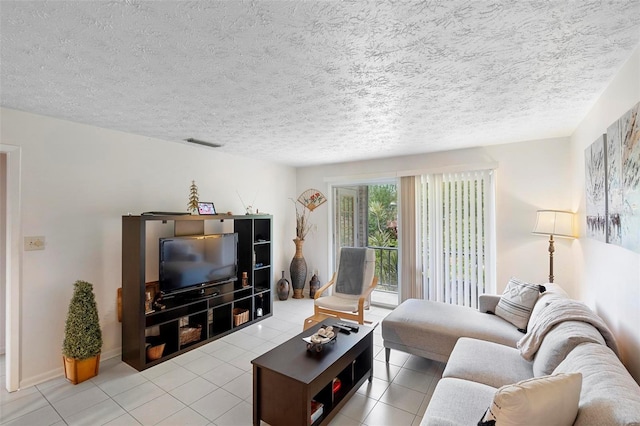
[
  {"xmin": 606, "ymin": 101, "xmax": 640, "ymax": 253},
  {"xmin": 585, "ymin": 134, "xmax": 607, "ymax": 242}
]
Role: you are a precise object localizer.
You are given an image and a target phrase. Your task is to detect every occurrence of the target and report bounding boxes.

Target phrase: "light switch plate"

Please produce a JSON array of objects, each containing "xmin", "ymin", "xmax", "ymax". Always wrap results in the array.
[{"xmin": 24, "ymin": 236, "xmax": 45, "ymax": 251}]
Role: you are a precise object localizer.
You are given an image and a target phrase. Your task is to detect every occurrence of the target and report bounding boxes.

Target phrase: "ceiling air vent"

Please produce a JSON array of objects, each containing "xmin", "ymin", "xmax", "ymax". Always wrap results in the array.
[{"xmin": 183, "ymin": 138, "xmax": 224, "ymax": 148}]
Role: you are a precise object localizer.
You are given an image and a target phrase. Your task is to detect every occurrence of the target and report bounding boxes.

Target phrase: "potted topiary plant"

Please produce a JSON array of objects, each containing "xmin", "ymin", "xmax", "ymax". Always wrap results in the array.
[{"xmin": 62, "ymin": 280, "xmax": 103, "ymax": 384}]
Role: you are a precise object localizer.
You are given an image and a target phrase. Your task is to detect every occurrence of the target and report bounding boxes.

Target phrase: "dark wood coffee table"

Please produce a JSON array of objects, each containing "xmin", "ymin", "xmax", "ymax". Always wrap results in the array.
[{"xmin": 252, "ymin": 322, "xmax": 374, "ymax": 426}]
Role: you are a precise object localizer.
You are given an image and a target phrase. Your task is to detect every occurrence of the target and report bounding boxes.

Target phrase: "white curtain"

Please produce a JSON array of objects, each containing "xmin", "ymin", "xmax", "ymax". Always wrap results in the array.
[
  {"xmin": 399, "ymin": 176, "xmax": 422, "ymax": 300},
  {"xmin": 417, "ymin": 170, "xmax": 496, "ymax": 308}
]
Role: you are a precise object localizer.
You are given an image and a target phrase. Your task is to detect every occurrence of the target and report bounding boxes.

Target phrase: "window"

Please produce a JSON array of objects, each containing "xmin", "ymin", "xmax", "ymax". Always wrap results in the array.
[{"xmin": 418, "ymin": 170, "xmax": 495, "ymax": 308}]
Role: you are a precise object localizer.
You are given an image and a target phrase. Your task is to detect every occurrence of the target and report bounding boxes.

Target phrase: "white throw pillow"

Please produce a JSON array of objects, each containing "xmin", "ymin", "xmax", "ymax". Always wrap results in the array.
[
  {"xmin": 495, "ymin": 277, "xmax": 542, "ymax": 331},
  {"xmin": 479, "ymin": 372, "xmax": 582, "ymax": 426}
]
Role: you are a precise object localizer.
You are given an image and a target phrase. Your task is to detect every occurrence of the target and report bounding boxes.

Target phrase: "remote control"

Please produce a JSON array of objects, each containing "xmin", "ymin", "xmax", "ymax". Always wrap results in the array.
[
  {"xmin": 331, "ymin": 324, "xmax": 352, "ymax": 334},
  {"xmin": 335, "ymin": 322, "xmax": 359, "ymax": 332}
]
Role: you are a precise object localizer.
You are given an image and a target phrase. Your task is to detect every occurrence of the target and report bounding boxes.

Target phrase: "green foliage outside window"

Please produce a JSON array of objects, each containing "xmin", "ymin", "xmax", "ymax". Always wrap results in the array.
[{"xmin": 367, "ymin": 184, "xmax": 398, "ymax": 290}]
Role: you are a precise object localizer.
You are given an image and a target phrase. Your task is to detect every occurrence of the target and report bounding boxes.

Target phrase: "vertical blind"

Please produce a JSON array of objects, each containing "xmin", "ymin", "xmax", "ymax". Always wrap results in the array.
[{"xmin": 418, "ymin": 170, "xmax": 495, "ymax": 308}]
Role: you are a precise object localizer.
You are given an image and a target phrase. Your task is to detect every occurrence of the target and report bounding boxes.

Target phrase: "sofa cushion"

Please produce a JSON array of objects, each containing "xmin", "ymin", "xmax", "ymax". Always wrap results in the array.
[
  {"xmin": 479, "ymin": 372, "xmax": 582, "ymax": 426},
  {"xmin": 382, "ymin": 299, "xmax": 523, "ymax": 363},
  {"xmin": 421, "ymin": 378, "xmax": 496, "ymax": 426},
  {"xmin": 532, "ymin": 320, "xmax": 606, "ymax": 377},
  {"xmin": 495, "ymin": 277, "xmax": 543, "ymax": 331},
  {"xmin": 443, "ymin": 337, "xmax": 533, "ymax": 388},
  {"xmin": 553, "ymin": 342, "xmax": 640, "ymax": 426}
]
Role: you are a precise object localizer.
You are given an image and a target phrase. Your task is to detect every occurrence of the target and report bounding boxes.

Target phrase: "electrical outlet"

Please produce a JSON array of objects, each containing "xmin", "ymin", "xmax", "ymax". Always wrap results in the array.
[{"xmin": 24, "ymin": 236, "xmax": 45, "ymax": 251}]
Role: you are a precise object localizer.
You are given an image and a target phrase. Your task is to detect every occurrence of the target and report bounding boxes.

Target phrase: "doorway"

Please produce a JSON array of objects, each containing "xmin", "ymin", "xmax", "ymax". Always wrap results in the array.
[
  {"xmin": 332, "ymin": 181, "xmax": 399, "ymax": 308},
  {"xmin": 1, "ymin": 145, "xmax": 20, "ymax": 392}
]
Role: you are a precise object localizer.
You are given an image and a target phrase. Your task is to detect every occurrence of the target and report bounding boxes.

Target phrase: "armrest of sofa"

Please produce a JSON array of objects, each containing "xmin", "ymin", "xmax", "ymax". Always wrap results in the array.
[{"xmin": 478, "ymin": 294, "xmax": 501, "ymax": 313}]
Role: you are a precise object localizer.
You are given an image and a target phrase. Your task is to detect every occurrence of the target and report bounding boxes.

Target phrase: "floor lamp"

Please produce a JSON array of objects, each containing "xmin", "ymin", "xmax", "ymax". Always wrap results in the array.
[{"xmin": 532, "ymin": 210, "xmax": 575, "ymax": 283}]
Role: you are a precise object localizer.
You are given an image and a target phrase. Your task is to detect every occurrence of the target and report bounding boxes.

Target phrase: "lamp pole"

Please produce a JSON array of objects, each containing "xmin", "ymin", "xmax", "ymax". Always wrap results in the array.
[{"xmin": 548, "ymin": 234, "xmax": 555, "ymax": 283}]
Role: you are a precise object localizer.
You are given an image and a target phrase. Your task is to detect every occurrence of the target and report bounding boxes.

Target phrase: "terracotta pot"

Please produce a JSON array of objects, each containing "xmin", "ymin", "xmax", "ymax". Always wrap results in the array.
[{"xmin": 63, "ymin": 353, "xmax": 100, "ymax": 384}]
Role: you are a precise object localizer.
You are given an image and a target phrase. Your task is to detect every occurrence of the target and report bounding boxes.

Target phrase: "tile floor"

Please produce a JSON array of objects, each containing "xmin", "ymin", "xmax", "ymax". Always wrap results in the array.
[{"xmin": 0, "ymin": 298, "xmax": 444, "ymax": 426}]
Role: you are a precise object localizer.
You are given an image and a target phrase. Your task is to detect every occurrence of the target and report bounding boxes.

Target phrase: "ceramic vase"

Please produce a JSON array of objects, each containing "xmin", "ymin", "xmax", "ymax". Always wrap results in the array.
[
  {"xmin": 309, "ymin": 273, "xmax": 320, "ymax": 298},
  {"xmin": 276, "ymin": 271, "xmax": 290, "ymax": 300},
  {"xmin": 290, "ymin": 238, "xmax": 307, "ymax": 299}
]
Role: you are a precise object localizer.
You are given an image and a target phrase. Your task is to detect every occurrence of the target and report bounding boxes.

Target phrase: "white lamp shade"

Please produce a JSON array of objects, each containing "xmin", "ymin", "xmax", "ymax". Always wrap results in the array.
[{"xmin": 532, "ymin": 210, "xmax": 575, "ymax": 238}]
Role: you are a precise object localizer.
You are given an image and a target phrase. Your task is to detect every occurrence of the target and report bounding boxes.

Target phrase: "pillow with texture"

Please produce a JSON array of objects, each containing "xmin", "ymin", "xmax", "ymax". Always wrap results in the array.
[
  {"xmin": 495, "ymin": 277, "xmax": 543, "ymax": 331},
  {"xmin": 478, "ymin": 373, "xmax": 582, "ymax": 426}
]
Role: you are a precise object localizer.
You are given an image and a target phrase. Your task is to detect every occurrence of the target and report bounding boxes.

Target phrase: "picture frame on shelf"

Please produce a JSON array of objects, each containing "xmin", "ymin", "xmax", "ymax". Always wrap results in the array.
[{"xmin": 197, "ymin": 202, "xmax": 216, "ymax": 215}]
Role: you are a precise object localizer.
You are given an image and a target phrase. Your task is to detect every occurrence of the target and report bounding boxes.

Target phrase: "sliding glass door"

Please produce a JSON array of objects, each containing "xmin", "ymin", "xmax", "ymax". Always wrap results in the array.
[{"xmin": 332, "ymin": 182, "xmax": 399, "ymax": 308}]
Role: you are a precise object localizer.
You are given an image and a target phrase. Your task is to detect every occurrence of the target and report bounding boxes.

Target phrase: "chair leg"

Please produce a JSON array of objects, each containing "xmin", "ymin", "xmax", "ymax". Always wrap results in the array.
[{"xmin": 385, "ymin": 348, "xmax": 390, "ymax": 364}]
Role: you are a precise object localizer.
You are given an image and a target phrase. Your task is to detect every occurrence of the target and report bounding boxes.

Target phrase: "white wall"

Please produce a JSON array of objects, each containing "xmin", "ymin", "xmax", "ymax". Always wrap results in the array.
[
  {"xmin": 570, "ymin": 45, "xmax": 640, "ymax": 382},
  {"xmin": 296, "ymin": 138, "xmax": 574, "ymax": 296},
  {"xmin": 1, "ymin": 108, "xmax": 297, "ymax": 387}
]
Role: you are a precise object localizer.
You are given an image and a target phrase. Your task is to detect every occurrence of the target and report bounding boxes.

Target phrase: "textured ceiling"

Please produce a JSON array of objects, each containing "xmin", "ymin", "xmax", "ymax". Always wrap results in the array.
[{"xmin": 1, "ymin": 1, "xmax": 639, "ymax": 167}]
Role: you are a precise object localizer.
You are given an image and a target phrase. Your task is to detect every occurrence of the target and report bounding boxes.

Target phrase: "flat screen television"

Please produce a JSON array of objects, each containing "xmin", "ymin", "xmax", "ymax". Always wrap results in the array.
[{"xmin": 159, "ymin": 233, "xmax": 238, "ymax": 296}]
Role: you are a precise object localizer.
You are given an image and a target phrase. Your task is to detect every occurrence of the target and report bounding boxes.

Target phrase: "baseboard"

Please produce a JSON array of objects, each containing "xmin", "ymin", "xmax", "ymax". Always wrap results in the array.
[{"xmin": 19, "ymin": 347, "xmax": 122, "ymax": 390}]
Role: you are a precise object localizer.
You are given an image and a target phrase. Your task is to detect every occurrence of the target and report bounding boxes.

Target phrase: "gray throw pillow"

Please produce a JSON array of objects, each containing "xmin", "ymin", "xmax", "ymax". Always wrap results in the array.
[{"xmin": 495, "ymin": 277, "xmax": 543, "ymax": 332}]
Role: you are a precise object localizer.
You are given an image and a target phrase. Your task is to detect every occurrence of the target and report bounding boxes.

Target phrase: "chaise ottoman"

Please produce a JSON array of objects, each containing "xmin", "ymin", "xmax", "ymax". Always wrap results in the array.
[{"xmin": 382, "ymin": 298, "xmax": 523, "ymax": 363}]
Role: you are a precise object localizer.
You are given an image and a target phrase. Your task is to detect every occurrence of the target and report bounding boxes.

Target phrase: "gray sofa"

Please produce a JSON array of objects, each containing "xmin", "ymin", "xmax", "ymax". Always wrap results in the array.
[{"xmin": 381, "ymin": 284, "xmax": 640, "ymax": 425}]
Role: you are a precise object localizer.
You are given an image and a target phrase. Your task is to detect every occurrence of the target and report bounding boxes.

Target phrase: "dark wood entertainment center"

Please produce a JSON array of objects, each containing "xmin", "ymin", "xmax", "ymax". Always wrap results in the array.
[{"xmin": 121, "ymin": 213, "xmax": 273, "ymax": 371}]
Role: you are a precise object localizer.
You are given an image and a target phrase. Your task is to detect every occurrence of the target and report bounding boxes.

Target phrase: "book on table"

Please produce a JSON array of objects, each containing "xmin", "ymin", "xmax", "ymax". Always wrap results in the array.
[{"xmin": 310, "ymin": 400, "xmax": 323, "ymax": 424}]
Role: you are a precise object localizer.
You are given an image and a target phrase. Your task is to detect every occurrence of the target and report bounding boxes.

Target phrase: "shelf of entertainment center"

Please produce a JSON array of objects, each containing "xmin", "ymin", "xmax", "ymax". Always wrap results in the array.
[{"xmin": 122, "ymin": 214, "xmax": 273, "ymax": 371}]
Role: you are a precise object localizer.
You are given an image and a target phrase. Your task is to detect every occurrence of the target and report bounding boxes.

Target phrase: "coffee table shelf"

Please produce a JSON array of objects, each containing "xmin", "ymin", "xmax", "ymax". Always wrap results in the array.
[{"xmin": 252, "ymin": 322, "xmax": 374, "ymax": 426}]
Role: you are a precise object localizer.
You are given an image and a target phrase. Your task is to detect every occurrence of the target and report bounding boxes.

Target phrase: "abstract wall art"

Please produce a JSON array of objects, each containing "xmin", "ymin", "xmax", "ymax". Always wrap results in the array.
[
  {"xmin": 585, "ymin": 134, "xmax": 607, "ymax": 242},
  {"xmin": 606, "ymin": 101, "xmax": 640, "ymax": 253}
]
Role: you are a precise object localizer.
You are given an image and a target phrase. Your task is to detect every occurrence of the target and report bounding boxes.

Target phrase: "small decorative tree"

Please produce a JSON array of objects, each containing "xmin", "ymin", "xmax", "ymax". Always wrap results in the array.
[
  {"xmin": 62, "ymin": 280, "xmax": 102, "ymax": 384},
  {"xmin": 188, "ymin": 180, "xmax": 199, "ymax": 214}
]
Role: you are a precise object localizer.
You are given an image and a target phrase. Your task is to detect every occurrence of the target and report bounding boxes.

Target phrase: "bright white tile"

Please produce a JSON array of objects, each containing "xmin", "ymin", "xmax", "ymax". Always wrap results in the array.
[
  {"xmin": 91, "ymin": 361, "xmax": 140, "ymax": 386},
  {"xmin": 337, "ymin": 392, "xmax": 377, "ymax": 423},
  {"xmin": 375, "ymin": 347, "xmax": 409, "ymax": 366},
  {"xmin": 128, "ymin": 393, "xmax": 186, "ymax": 426},
  {"xmin": 140, "ymin": 360, "xmax": 179, "ymax": 380},
  {"xmin": 392, "ymin": 369, "xmax": 434, "ymax": 394},
  {"xmin": 0, "ymin": 404, "xmax": 62, "ymax": 426},
  {"xmin": 240, "ymin": 323, "xmax": 283, "ymax": 341},
  {"xmin": 169, "ymin": 377, "xmax": 217, "ymax": 405},
  {"xmin": 50, "ymin": 385, "xmax": 109, "ymax": 419},
  {"xmin": 182, "ymin": 353, "xmax": 225, "ymax": 375},
  {"xmin": 199, "ymin": 339, "xmax": 231, "ymax": 354},
  {"xmin": 171, "ymin": 348, "xmax": 207, "ymax": 366},
  {"xmin": 362, "ymin": 401, "xmax": 416, "ymax": 426},
  {"xmin": 379, "ymin": 383, "xmax": 425, "ymax": 415},
  {"xmin": 328, "ymin": 412, "xmax": 363, "ymax": 426},
  {"xmin": 221, "ymin": 372, "xmax": 252, "ymax": 400},
  {"xmin": 64, "ymin": 398, "xmax": 126, "ymax": 426},
  {"xmin": 112, "ymin": 381, "xmax": 166, "ymax": 412},
  {"xmin": 1, "ymin": 385, "xmax": 41, "ymax": 405},
  {"xmin": 222, "ymin": 332, "xmax": 268, "ymax": 352},
  {"xmin": 102, "ymin": 413, "xmax": 142, "ymax": 426},
  {"xmin": 37, "ymin": 377, "xmax": 97, "ymax": 403},
  {"xmin": 201, "ymin": 363, "xmax": 244, "ymax": 387},
  {"xmin": 209, "ymin": 344, "xmax": 247, "ymax": 363},
  {"xmin": 156, "ymin": 407, "xmax": 209, "ymax": 426},
  {"xmin": 212, "ymin": 400, "xmax": 253, "ymax": 426},
  {"xmin": 96, "ymin": 371, "xmax": 149, "ymax": 398},
  {"xmin": 190, "ymin": 388, "xmax": 242, "ymax": 421},
  {"xmin": 356, "ymin": 377, "xmax": 390, "ymax": 400},
  {"xmin": 372, "ymin": 359, "xmax": 401, "ymax": 382},
  {"xmin": 226, "ymin": 350, "xmax": 260, "ymax": 372},
  {"xmin": 150, "ymin": 365, "xmax": 198, "ymax": 392}
]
